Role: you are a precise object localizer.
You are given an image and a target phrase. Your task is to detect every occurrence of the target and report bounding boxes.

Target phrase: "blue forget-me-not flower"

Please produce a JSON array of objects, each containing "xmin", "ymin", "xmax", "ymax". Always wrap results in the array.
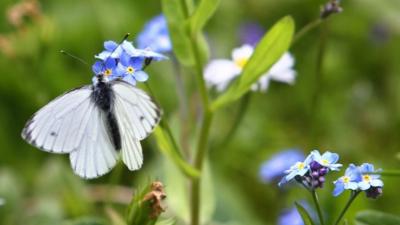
[
  {"xmin": 278, "ymin": 153, "xmax": 313, "ymax": 186},
  {"xmin": 333, "ymin": 164, "xmax": 361, "ymax": 196},
  {"xmin": 310, "ymin": 150, "xmax": 342, "ymax": 171},
  {"xmin": 333, "ymin": 163, "xmax": 383, "ymax": 199},
  {"xmin": 279, "ymin": 150, "xmax": 342, "ymax": 189},
  {"xmin": 260, "ymin": 149, "xmax": 304, "ymax": 183},
  {"xmin": 115, "ymin": 52, "xmax": 149, "ymax": 85},
  {"xmin": 137, "ymin": 14, "xmax": 172, "ymax": 53},
  {"xmin": 92, "ymin": 58, "xmax": 118, "ymax": 83},
  {"xmin": 92, "ymin": 39, "xmax": 167, "ymax": 85}
]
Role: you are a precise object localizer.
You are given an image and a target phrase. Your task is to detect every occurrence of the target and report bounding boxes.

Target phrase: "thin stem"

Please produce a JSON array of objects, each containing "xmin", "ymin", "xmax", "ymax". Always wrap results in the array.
[
  {"xmin": 179, "ymin": 1, "xmax": 212, "ymax": 225},
  {"xmin": 310, "ymin": 21, "xmax": 329, "ymax": 146},
  {"xmin": 333, "ymin": 191, "xmax": 360, "ymax": 225},
  {"xmin": 311, "ymin": 190, "xmax": 325, "ymax": 225},
  {"xmin": 292, "ymin": 19, "xmax": 322, "ymax": 45},
  {"xmin": 373, "ymin": 170, "xmax": 400, "ymax": 177},
  {"xmin": 219, "ymin": 93, "xmax": 252, "ymax": 147},
  {"xmin": 171, "ymin": 56, "xmax": 191, "ymax": 157}
]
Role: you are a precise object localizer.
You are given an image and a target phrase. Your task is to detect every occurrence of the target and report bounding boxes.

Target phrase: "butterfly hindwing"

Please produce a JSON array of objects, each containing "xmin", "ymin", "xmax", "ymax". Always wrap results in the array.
[
  {"xmin": 111, "ymin": 80, "xmax": 161, "ymax": 170},
  {"xmin": 69, "ymin": 107, "xmax": 118, "ymax": 179}
]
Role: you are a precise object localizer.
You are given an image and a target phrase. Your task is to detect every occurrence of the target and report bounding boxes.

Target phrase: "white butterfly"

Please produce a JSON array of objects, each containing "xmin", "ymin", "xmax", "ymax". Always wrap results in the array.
[{"xmin": 21, "ymin": 75, "xmax": 161, "ymax": 179}]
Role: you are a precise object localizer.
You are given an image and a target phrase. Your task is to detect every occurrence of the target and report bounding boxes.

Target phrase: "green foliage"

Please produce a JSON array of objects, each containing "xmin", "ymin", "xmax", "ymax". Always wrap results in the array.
[
  {"xmin": 153, "ymin": 126, "xmax": 200, "ymax": 178},
  {"xmin": 211, "ymin": 16, "xmax": 295, "ymax": 110},
  {"xmin": 163, "ymin": 159, "xmax": 215, "ymax": 224},
  {"xmin": 190, "ymin": 0, "xmax": 221, "ymax": 35},
  {"xmin": 295, "ymin": 202, "xmax": 316, "ymax": 225},
  {"xmin": 355, "ymin": 210, "xmax": 400, "ymax": 225},
  {"xmin": 161, "ymin": 0, "xmax": 194, "ymax": 66}
]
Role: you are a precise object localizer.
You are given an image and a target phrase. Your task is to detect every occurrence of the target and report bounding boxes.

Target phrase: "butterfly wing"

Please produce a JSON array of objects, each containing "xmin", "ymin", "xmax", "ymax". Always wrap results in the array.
[
  {"xmin": 111, "ymin": 80, "xmax": 161, "ymax": 170},
  {"xmin": 69, "ymin": 107, "xmax": 118, "ymax": 179},
  {"xmin": 22, "ymin": 85, "xmax": 118, "ymax": 179},
  {"xmin": 22, "ymin": 86, "xmax": 94, "ymax": 153}
]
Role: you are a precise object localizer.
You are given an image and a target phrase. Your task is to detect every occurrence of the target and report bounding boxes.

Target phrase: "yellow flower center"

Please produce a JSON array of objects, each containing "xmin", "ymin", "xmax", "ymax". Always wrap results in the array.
[
  {"xmin": 321, "ymin": 159, "xmax": 329, "ymax": 165},
  {"xmin": 104, "ymin": 69, "xmax": 112, "ymax": 76},
  {"xmin": 235, "ymin": 57, "xmax": 248, "ymax": 69},
  {"xmin": 363, "ymin": 175, "xmax": 371, "ymax": 182},
  {"xmin": 297, "ymin": 162, "xmax": 305, "ymax": 170},
  {"xmin": 342, "ymin": 176, "xmax": 350, "ymax": 184},
  {"xmin": 127, "ymin": 66, "xmax": 135, "ymax": 74}
]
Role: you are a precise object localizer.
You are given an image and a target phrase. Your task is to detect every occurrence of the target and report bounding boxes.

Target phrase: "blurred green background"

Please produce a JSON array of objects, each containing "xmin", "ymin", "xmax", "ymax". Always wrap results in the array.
[{"xmin": 1, "ymin": 0, "xmax": 400, "ymax": 224}]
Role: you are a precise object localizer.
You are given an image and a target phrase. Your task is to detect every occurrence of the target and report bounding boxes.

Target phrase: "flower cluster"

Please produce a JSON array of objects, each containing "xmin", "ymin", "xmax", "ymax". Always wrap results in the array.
[
  {"xmin": 333, "ymin": 163, "xmax": 383, "ymax": 198},
  {"xmin": 204, "ymin": 44, "xmax": 296, "ymax": 92},
  {"xmin": 92, "ymin": 40, "xmax": 167, "ymax": 85},
  {"xmin": 279, "ymin": 150, "xmax": 342, "ymax": 190}
]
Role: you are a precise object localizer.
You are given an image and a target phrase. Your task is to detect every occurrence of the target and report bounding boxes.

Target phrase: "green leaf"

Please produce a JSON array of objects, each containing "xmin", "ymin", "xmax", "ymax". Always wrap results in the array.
[
  {"xmin": 153, "ymin": 126, "xmax": 200, "ymax": 178},
  {"xmin": 155, "ymin": 218, "xmax": 176, "ymax": 225},
  {"xmin": 294, "ymin": 202, "xmax": 316, "ymax": 225},
  {"xmin": 190, "ymin": 0, "xmax": 221, "ymax": 34},
  {"xmin": 211, "ymin": 16, "xmax": 295, "ymax": 110},
  {"xmin": 161, "ymin": 0, "xmax": 194, "ymax": 66},
  {"xmin": 164, "ymin": 159, "xmax": 215, "ymax": 224},
  {"xmin": 355, "ymin": 210, "xmax": 400, "ymax": 225}
]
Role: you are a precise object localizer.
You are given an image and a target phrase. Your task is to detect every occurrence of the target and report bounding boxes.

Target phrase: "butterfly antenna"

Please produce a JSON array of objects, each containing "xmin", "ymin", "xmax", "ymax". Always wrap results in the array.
[{"xmin": 60, "ymin": 50, "xmax": 89, "ymax": 66}]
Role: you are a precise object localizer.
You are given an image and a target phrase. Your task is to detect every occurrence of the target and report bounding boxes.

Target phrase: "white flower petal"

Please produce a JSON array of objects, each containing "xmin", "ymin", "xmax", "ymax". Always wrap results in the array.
[
  {"xmin": 204, "ymin": 59, "xmax": 241, "ymax": 92},
  {"xmin": 269, "ymin": 53, "xmax": 296, "ymax": 84},
  {"xmin": 232, "ymin": 44, "xmax": 254, "ymax": 62}
]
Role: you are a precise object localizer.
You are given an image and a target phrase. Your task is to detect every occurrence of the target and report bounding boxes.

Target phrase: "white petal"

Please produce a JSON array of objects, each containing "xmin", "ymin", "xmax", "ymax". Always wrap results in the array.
[
  {"xmin": 232, "ymin": 44, "xmax": 254, "ymax": 62},
  {"xmin": 203, "ymin": 59, "xmax": 241, "ymax": 92},
  {"xmin": 252, "ymin": 74, "xmax": 271, "ymax": 92},
  {"xmin": 268, "ymin": 52, "xmax": 297, "ymax": 84}
]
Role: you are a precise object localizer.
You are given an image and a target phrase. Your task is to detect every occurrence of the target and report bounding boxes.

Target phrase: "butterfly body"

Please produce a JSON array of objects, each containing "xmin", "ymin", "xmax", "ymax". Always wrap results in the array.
[
  {"xmin": 21, "ymin": 77, "xmax": 161, "ymax": 179},
  {"xmin": 91, "ymin": 78, "xmax": 121, "ymax": 150}
]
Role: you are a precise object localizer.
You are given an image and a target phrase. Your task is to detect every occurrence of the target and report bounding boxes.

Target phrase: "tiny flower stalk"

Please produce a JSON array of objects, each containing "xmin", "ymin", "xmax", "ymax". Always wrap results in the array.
[{"xmin": 333, "ymin": 191, "xmax": 360, "ymax": 225}]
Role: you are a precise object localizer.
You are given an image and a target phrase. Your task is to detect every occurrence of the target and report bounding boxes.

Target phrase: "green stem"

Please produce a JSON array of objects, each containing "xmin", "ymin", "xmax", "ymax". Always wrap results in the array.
[
  {"xmin": 220, "ymin": 93, "xmax": 252, "ymax": 146},
  {"xmin": 333, "ymin": 191, "xmax": 360, "ymax": 225},
  {"xmin": 373, "ymin": 170, "xmax": 400, "ymax": 177},
  {"xmin": 311, "ymin": 190, "xmax": 325, "ymax": 225},
  {"xmin": 292, "ymin": 19, "xmax": 322, "ymax": 45},
  {"xmin": 178, "ymin": 1, "xmax": 212, "ymax": 225}
]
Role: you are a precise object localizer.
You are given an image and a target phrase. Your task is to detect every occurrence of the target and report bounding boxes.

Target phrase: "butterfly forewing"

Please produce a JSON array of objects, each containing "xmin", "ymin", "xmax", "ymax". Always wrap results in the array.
[{"xmin": 22, "ymin": 86, "xmax": 93, "ymax": 153}]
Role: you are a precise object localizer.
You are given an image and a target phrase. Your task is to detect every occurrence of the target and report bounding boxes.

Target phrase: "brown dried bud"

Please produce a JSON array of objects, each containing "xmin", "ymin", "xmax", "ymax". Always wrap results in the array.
[{"xmin": 142, "ymin": 181, "xmax": 167, "ymax": 219}]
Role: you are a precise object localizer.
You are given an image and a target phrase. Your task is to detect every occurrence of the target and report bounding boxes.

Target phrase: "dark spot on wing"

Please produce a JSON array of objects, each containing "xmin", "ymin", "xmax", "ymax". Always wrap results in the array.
[{"xmin": 50, "ymin": 131, "xmax": 57, "ymax": 136}]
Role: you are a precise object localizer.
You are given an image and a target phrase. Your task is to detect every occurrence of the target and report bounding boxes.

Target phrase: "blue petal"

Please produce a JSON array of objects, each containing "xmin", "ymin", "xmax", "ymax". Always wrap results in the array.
[
  {"xmin": 259, "ymin": 149, "xmax": 304, "ymax": 183},
  {"xmin": 92, "ymin": 61, "xmax": 103, "ymax": 74},
  {"xmin": 358, "ymin": 181, "xmax": 371, "ymax": 191},
  {"xmin": 137, "ymin": 14, "xmax": 172, "ymax": 53},
  {"xmin": 121, "ymin": 40, "xmax": 136, "ymax": 56},
  {"xmin": 115, "ymin": 63, "xmax": 127, "ymax": 76},
  {"xmin": 104, "ymin": 41, "xmax": 118, "ymax": 51},
  {"xmin": 95, "ymin": 50, "xmax": 111, "ymax": 60},
  {"xmin": 360, "ymin": 163, "xmax": 374, "ymax": 173},
  {"xmin": 333, "ymin": 182, "xmax": 345, "ymax": 196},
  {"xmin": 120, "ymin": 52, "xmax": 131, "ymax": 66},
  {"xmin": 130, "ymin": 57, "xmax": 144, "ymax": 69},
  {"xmin": 105, "ymin": 58, "xmax": 117, "ymax": 69},
  {"xmin": 323, "ymin": 151, "xmax": 339, "ymax": 163},
  {"xmin": 123, "ymin": 75, "xmax": 136, "ymax": 86},
  {"xmin": 371, "ymin": 179, "xmax": 383, "ymax": 187},
  {"xmin": 133, "ymin": 71, "xmax": 149, "ymax": 82}
]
